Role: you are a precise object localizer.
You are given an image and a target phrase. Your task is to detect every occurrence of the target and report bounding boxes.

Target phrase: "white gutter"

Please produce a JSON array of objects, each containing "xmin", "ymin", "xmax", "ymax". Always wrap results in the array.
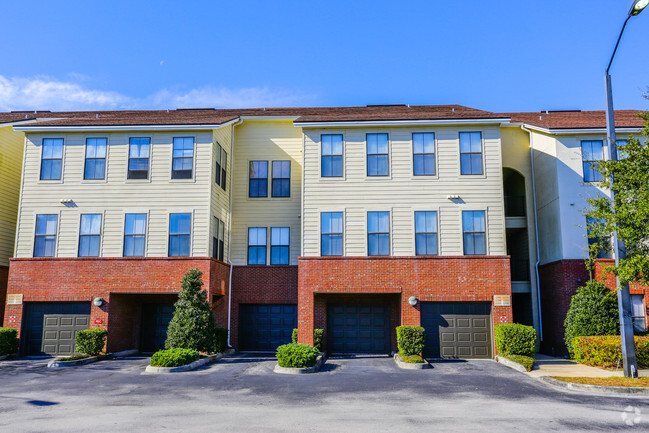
[
  {"xmin": 294, "ymin": 118, "xmax": 511, "ymax": 128},
  {"xmin": 226, "ymin": 118, "xmax": 243, "ymax": 347},
  {"xmin": 521, "ymin": 125, "xmax": 543, "ymax": 341},
  {"xmin": 517, "ymin": 123, "xmax": 641, "ymax": 135},
  {"xmin": 14, "ymin": 118, "xmax": 241, "ymax": 132}
]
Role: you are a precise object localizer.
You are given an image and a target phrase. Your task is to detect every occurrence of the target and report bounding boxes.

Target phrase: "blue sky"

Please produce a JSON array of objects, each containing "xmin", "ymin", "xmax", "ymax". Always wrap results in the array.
[{"xmin": 0, "ymin": 0, "xmax": 647, "ymax": 112}]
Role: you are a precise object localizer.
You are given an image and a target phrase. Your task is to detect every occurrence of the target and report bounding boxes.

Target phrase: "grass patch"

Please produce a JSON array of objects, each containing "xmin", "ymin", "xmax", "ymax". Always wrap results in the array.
[
  {"xmin": 552, "ymin": 376, "xmax": 649, "ymax": 388},
  {"xmin": 57, "ymin": 354, "xmax": 91, "ymax": 362},
  {"xmin": 501, "ymin": 354, "xmax": 534, "ymax": 371},
  {"xmin": 399, "ymin": 352, "xmax": 425, "ymax": 364}
]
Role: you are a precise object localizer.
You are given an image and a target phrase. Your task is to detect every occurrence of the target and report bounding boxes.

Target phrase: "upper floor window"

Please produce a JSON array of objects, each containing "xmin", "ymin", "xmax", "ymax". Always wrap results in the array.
[
  {"xmin": 128, "ymin": 137, "xmax": 150, "ymax": 180},
  {"xmin": 462, "ymin": 211, "xmax": 486, "ymax": 255},
  {"xmin": 367, "ymin": 211, "xmax": 390, "ymax": 256},
  {"xmin": 413, "ymin": 133, "xmax": 436, "ymax": 176},
  {"xmin": 169, "ymin": 213, "xmax": 191, "ymax": 257},
  {"xmin": 586, "ymin": 217, "xmax": 611, "ymax": 259},
  {"xmin": 415, "ymin": 211, "xmax": 438, "ymax": 256},
  {"xmin": 172, "ymin": 137, "xmax": 194, "ymax": 179},
  {"xmin": 79, "ymin": 214, "xmax": 102, "ymax": 257},
  {"xmin": 213, "ymin": 217, "xmax": 225, "ymax": 262},
  {"xmin": 84, "ymin": 138, "xmax": 107, "ymax": 180},
  {"xmin": 249, "ymin": 161, "xmax": 268, "ymax": 197},
  {"xmin": 40, "ymin": 138, "xmax": 63, "ymax": 180},
  {"xmin": 248, "ymin": 227, "xmax": 267, "ymax": 265},
  {"xmin": 367, "ymin": 133, "xmax": 389, "ymax": 176},
  {"xmin": 272, "ymin": 161, "xmax": 290, "ymax": 197},
  {"xmin": 617, "ymin": 140, "xmax": 629, "ymax": 160},
  {"xmin": 34, "ymin": 214, "xmax": 58, "ymax": 257},
  {"xmin": 322, "ymin": 134, "xmax": 343, "ymax": 177},
  {"xmin": 271, "ymin": 227, "xmax": 290, "ymax": 265},
  {"xmin": 124, "ymin": 213, "xmax": 146, "ymax": 257},
  {"xmin": 215, "ymin": 143, "xmax": 227, "ymax": 191},
  {"xmin": 321, "ymin": 212, "xmax": 343, "ymax": 256},
  {"xmin": 581, "ymin": 140, "xmax": 604, "ymax": 182},
  {"xmin": 459, "ymin": 132, "xmax": 483, "ymax": 175}
]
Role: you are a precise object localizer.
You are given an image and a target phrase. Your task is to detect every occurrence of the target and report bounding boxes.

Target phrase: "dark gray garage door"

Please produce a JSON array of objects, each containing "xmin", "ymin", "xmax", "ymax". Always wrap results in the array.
[
  {"xmin": 420, "ymin": 302, "xmax": 492, "ymax": 359},
  {"xmin": 22, "ymin": 302, "xmax": 91, "ymax": 356},
  {"xmin": 239, "ymin": 304, "xmax": 296, "ymax": 351},
  {"xmin": 327, "ymin": 303, "xmax": 391, "ymax": 354},
  {"xmin": 140, "ymin": 303, "xmax": 175, "ymax": 353}
]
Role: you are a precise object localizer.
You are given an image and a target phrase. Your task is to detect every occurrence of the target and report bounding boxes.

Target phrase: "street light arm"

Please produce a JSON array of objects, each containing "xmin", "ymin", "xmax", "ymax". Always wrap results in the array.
[{"xmin": 606, "ymin": 15, "xmax": 631, "ymax": 74}]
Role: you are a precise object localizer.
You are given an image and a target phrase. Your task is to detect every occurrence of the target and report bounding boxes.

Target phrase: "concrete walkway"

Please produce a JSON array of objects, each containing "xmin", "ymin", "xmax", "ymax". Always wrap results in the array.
[{"xmin": 528, "ymin": 354, "xmax": 649, "ymax": 378}]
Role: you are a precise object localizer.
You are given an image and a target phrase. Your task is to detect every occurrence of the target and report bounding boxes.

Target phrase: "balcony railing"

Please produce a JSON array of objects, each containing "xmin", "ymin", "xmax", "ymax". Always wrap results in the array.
[{"xmin": 505, "ymin": 195, "xmax": 526, "ymax": 217}]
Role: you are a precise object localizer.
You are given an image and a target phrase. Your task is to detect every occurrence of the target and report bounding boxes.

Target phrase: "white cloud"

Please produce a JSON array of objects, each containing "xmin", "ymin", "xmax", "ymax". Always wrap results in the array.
[{"xmin": 0, "ymin": 75, "xmax": 314, "ymax": 111}]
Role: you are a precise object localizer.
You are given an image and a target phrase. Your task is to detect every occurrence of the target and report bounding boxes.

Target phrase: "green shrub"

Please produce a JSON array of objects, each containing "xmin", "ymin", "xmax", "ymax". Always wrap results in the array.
[
  {"xmin": 0, "ymin": 328, "xmax": 18, "ymax": 356},
  {"xmin": 75, "ymin": 328, "xmax": 108, "ymax": 356},
  {"xmin": 502, "ymin": 354, "xmax": 535, "ymax": 371},
  {"xmin": 165, "ymin": 269, "xmax": 218, "ymax": 353},
  {"xmin": 291, "ymin": 328, "xmax": 324, "ymax": 352},
  {"xmin": 213, "ymin": 328, "xmax": 228, "ymax": 354},
  {"xmin": 400, "ymin": 354, "xmax": 425, "ymax": 363},
  {"xmin": 396, "ymin": 326, "xmax": 426, "ymax": 356},
  {"xmin": 571, "ymin": 336, "xmax": 649, "ymax": 368},
  {"xmin": 276, "ymin": 343, "xmax": 320, "ymax": 368},
  {"xmin": 564, "ymin": 280, "xmax": 619, "ymax": 356},
  {"xmin": 494, "ymin": 323, "xmax": 536, "ymax": 357},
  {"xmin": 150, "ymin": 348, "xmax": 200, "ymax": 367}
]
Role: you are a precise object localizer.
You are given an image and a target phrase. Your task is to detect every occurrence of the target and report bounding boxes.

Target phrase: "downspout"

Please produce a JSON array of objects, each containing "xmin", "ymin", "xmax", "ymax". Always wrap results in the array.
[
  {"xmin": 521, "ymin": 125, "xmax": 543, "ymax": 341},
  {"xmin": 227, "ymin": 118, "xmax": 243, "ymax": 347}
]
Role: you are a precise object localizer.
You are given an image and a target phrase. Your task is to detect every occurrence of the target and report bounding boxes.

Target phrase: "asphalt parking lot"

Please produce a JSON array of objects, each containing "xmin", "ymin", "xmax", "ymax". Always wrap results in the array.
[{"xmin": 1, "ymin": 354, "xmax": 648, "ymax": 432}]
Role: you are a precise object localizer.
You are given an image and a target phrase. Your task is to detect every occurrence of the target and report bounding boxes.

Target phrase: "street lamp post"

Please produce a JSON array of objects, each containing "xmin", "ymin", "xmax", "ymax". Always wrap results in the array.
[{"xmin": 604, "ymin": 0, "xmax": 647, "ymax": 379}]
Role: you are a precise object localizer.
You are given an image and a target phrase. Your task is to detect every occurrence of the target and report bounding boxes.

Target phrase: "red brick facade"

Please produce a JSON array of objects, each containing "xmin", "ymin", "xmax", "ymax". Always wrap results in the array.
[
  {"xmin": 3, "ymin": 257, "xmax": 230, "ymax": 352},
  {"xmin": 297, "ymin": 256, "xmax": 513, "ymax": 351},
  {"xmin": 0, "ymin": 265, "xmax": 8, "ymax": 323}
]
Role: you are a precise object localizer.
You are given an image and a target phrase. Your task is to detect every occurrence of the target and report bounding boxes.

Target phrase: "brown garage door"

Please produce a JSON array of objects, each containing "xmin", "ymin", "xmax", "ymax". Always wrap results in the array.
[
  {"xmin": 420, "ymin": 302, "xmax": 492, "ymax": 359},
  {"xmin": 42, "ymin": 314, "xmax": 91, "ymax": 356}
]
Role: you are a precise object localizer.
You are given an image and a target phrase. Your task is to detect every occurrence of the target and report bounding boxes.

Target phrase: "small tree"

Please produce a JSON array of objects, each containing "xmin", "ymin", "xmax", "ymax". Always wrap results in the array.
[
  {"xmin": 165, "ymin": 268, "xmax": 217, "ymax": 353},
  {"xmin": 564, "ymin": 280, "xmax": 619, "ymax": 356}
]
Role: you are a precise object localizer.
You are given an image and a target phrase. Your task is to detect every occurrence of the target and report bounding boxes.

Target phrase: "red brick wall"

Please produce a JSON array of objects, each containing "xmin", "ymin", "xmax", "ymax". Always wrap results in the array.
[
  {"xmin": 229, "ymin": 265, "xmax": 298, "ymax": 349},
  {"xmin": 298, "ymin": 256, "xmax": 512, "ymax": 349},
  {"xmin": 2, "ymin": 257, "xmax": 230, "ymax": 352},
  {"xmin": 0, "ymin": 265, "xmax": 7, "ymax": 323}
]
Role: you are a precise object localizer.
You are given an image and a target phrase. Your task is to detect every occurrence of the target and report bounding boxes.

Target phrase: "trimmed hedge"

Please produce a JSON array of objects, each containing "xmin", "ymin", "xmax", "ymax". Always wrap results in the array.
[
  {"xmin": 76, "ymin": 328, "xmax": 108, "ymax": 356},
  {"xmin": 213, "ymin": 328, "xmax": 228, "ymax": 354},
  {"xmin": 0, "ymin": 328, "xmax": 18, "ymax": 356},
  {"xmin": 291, "ymin": 328, "xmax": 324, "ymax": 352},
  {"xmin": 494, "ymin": 323, "xmax": 536, "ymax": 357},
  {"xmin": 502, "ymin": 354, "xmax": 534, "ymax": 372},
  {"xmin": 396, "ymin": 326, "xmax": 426, "ymax": 356},
  {"xmin": 571, "ymin": 336, "xmax": 649, "ymax": 368},
  {"xmin": 150, "ymin": 348, "xmax": 200, "ymax": 367},
  {"xmin": 276, "ymin": 343, "xmax": 320, "ymax": 368}
]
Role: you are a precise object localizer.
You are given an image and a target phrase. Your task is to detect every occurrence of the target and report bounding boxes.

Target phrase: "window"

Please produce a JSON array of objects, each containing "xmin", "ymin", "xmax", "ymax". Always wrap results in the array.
[
  {"xmin": 215, "ymin": 143, "xmax": 227, "ymax": 191},
  {"xmin": 169, "ymin": 213, "xmax": 191, "ymax": 257},
  {"xmin": 172, "ymin": 137, "xmax": 194, "ymax": 179},
  {"xmin": 128, "ymin": 137, "xmax": 150, "ymax": 180},
  {"xmin": 415, "ymin": 211, "xmax": 438, "ymax": 255},
  {"xmin": 632, "ymin": 295, "xmax": 646, "ymax": 333},
  {"xmin": 271, "ymin": 227, "xmax": 290, "ymax": 265},
  {"xmin": 459, "ymin": 132, "xmax": 483, "ymax": 175},
  {"xmin": 34, "ymin": 214, "xmax": 58, "ymax": 257},
  {"xmin": 84, "ymin": 138, "xmax": 107, "ymax": 180},
  {"xmin": 248, "ymin": 227, "xmax": 267, "ymax": 265},
  {"xmin": 368, "ymin": 211, "xmax": 390, "ymax": 256},
  {"xmin": 413, "ymin": 133, "xmax": 436, "ymax": 176},
  {"xmin": 272, "ymin": 161, "xmax": 290, "ymax": 197},
  {"xmin": 586, "ymin": 217, "xmax": 611, "ymax": 259},
  {"xmin": 367, "ymin": 133, "xmax": 389, "ymax": 176},
  {"xmin": 462, "ymin": 211, "xmax": 486, "ymax": 255},
  {"xmin": 249, "ymin": 161, "xmax": 268, "ymax": 197},
  {"xmin": 40, "ymin": 138, "xmax": 63, "ymax": 180},
  {"xmin": 124, "ymin": 213, "xmax": 146, "ymax": 257},
  {"xmin": 321, "ymin": 212, "xmax": 343, "ymax": 256},
  {"xmin": 617, "ymin": 139, "xmax": 629, "ymax": 159},
  {"xmin": 581, "ymin": 140, "xmax": 604, "ymax": 182},
  {"xmin": 322, "ymin": 134, "xmax": 343, "ymax": 177},
  {"xmin": 78, "ymin": 214, "xmax": 102, "ymax": 257},
  {"xmin": 213, "ymin": 217, "xmax": 225, "ymax": 262}
]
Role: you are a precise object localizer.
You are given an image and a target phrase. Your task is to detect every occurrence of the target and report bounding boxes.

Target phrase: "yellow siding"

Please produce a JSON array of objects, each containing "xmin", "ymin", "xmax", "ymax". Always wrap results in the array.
[
  {"xmin": 0, "ymin": 126, "xmax": 25, "ymax": 266},
  {"xmin": 211, "ymin": 125, "xmax": 233, "ymax": 259}
]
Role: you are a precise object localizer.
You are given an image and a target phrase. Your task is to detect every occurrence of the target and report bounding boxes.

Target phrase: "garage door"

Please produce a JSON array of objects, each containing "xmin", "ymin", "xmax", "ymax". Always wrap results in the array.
[
  {"xmin": 140, "ymin": 303, "xmax": 175, "ymax": 353},
  {"xmin": 21, "ymin": 302, "xmax": 91, "ymax": 356},
  {"xmin": 239, "ymin": 304, "xmax": 296, "ymax": 351},
  {"xmin": 420, "ymin": 302, "xmax": 492, "ymax": 359},
  {"xmin": 327, "ymin": 303, "xmax": 391, "ymax": 354}
]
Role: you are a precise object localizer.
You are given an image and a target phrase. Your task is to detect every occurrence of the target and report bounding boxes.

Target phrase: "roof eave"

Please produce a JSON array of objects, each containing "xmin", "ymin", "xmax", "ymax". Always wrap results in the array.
[{"xmin": 293, "ymin": 117, "xmax": 512, "ymax": 127}]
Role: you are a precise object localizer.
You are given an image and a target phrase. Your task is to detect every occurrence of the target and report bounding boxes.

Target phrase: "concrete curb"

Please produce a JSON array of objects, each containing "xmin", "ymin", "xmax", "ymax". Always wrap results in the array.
[
  {"xmin": 495, "ymin": 355, "xmax": 530, "ymax": 373},
  {"xmin": 538, "ymin": 376, "xmax": 649, "ymax": 396},
  {"xmin": 0, "ymin": 353, "xmax": 18, "ymax": 361},
  {"xmin": 393, "ymin": 353, "xmax": 430, "ymax": 370},
  {"xmin": 144, "ymin": 350, "xmax": 232, "ymax": 374},
  {"xmin": 47, "ymin": 349, "xmax": 139, "ymax": 368},
  {"xmin": 274, "ymin": 354, "xmax": 326, "ymax": 374}
]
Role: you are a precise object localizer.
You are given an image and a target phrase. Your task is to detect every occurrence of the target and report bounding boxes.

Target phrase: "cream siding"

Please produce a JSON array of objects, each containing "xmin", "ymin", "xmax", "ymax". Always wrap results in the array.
[
  {"xmin": 302, "ymin": 126, "xmax": 507, "ymax": 257},
  {"xmin": 0, "ymin": 126, "xmax": 25, "ymax": 266},
  {"xmin": 210, "ymin": 125, "xmax": 233, "ymax": 260},
  {"xmin": 16, "ymin": 130, "xmax": 214, "ymax": 258}
]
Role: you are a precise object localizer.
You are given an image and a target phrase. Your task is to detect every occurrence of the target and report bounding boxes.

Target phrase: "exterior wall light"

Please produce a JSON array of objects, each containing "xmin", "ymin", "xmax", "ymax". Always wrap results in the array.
[
  {"xmin": 408, "ymin": 296, "xmax": 418, "ymax": 306},
  {"xmin": 93, "ymin": 297, "xmax": 105, "ymax": 307}
]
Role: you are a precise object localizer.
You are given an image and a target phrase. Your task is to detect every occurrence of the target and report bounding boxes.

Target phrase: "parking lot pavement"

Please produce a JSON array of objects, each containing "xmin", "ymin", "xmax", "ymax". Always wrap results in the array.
[{"xmin": 1, "ymin": 354, "xmax": 649, "ymax": 432}]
